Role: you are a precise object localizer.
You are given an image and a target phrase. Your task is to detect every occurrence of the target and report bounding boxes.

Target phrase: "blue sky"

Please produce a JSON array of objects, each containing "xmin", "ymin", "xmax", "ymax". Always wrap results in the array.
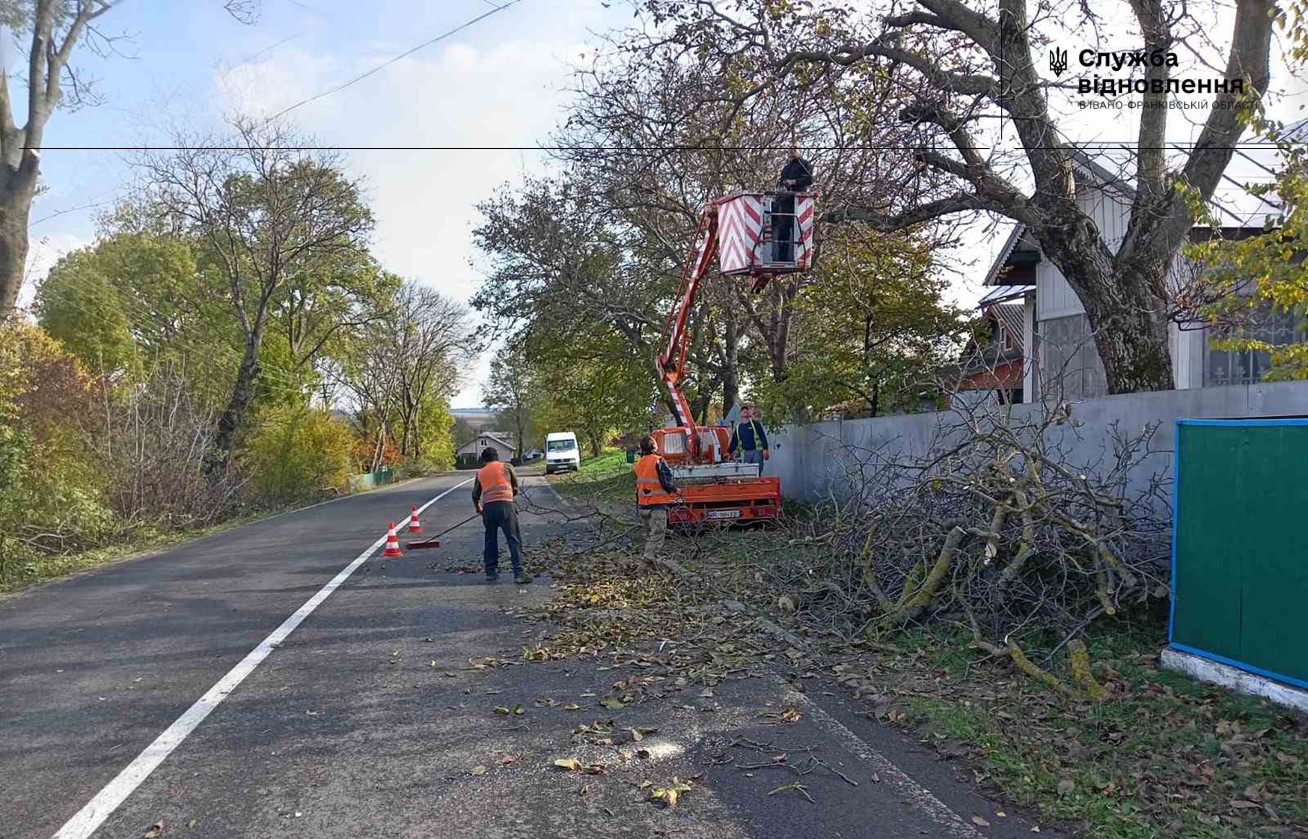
[
  {"xmin": 11, "ymin": 1, "xmax": 1308, "ymax": 407},
  {"xmin": 16, "ymin": 0, "xmax": 622, "ymax": 406}
]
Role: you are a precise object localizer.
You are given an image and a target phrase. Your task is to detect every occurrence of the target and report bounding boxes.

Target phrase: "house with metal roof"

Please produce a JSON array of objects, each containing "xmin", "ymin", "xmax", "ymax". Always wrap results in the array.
[
  {"xmin": 456, "ymin": 430, "xmax": 518, "ymax": 465},
  {"xmin": 971, "ymin": 144, "xmax": 1293, "ymax": 403}
]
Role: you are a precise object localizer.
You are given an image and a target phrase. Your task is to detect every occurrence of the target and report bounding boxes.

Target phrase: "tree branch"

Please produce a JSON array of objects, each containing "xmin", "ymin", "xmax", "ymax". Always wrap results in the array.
[{"xmin": 827, "ymin": 193, "xmax": 996, "ymax": 230}]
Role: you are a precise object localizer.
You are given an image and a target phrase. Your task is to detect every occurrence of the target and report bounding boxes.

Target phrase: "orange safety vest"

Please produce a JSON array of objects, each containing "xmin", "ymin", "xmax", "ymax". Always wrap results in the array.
[
  {"xmin": 633, "ymin": 454, "xmax": 675, "ymax": 506},
  {"xmin": 478, "ymin": 461, "xmax": 514, "ymax": 505}
]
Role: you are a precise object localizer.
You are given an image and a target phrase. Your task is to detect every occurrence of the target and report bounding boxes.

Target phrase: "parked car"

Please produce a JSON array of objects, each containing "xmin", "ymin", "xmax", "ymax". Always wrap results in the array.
[
  {"xmin": 524, "ymin": 448, "xmax": 543, "ymax": 461},
  {"xmin": 544, "ymin": 432, "xmax": 581, "ymax": 474}
]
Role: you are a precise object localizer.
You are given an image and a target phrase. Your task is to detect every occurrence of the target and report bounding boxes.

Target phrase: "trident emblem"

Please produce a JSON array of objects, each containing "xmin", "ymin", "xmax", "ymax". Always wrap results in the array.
[{"xmin": 1050, "ymin": 48, "xmax": 1069, "ymax": 77}]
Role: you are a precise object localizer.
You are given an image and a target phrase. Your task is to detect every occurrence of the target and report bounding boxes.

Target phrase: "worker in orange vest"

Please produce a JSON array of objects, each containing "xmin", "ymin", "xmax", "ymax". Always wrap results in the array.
[
  {"xmin": 632, "ymin": 435, "xmax": 680, "ymax": 565},
  {"xmin": 472, "ymin": 447, "xmax": 531, "ymax": 584}
]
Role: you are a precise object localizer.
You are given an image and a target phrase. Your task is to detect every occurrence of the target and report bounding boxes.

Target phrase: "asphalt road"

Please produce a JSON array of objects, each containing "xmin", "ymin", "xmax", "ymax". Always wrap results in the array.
[{"xmin": 1, "ymin": 473, "xmax": 1064, "ymax": 839}]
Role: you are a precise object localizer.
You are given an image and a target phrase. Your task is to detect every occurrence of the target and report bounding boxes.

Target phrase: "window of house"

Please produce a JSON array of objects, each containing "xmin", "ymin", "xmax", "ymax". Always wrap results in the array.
[
  {"xmin": 1204, "ymin": 305, "xmax": 1302, "ymax": 386},
  {"xmin": 1037, "ymin": 313, "xmax": 1108, "ymax": 400}
]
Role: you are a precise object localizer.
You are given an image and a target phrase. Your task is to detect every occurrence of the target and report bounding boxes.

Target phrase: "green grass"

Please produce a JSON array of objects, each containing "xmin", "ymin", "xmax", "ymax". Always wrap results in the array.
[
  {"xmin": 551, "ymin": 449, "xmax": 634, "ymax": 501},
  {"xmin": 875, "ymin": 612, "xmax": 1308, "ymax": 839},
  {"xmin": 0, "ymin": 515, "xmax": 260, "ymax": 595}
]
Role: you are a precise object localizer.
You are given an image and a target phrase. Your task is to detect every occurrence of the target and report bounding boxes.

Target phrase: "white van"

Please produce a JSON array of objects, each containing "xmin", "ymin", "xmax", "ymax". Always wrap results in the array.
[{"xmin": 544, "ymin": 431, "xmax": 581, "ymax": 474}]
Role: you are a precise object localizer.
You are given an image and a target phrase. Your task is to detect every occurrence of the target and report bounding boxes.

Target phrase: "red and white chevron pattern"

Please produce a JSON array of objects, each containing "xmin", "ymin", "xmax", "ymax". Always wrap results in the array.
[
  {"xmin": 718, "ymin": 194, "xmax": 763, "ymax": 274},
  {"xmin": 795, "ymin": 194, "xmax": 815, "ymax": 269},
  {"xmin": 717, "ymin": 192, "xmax": 816, "ymax": 274}
]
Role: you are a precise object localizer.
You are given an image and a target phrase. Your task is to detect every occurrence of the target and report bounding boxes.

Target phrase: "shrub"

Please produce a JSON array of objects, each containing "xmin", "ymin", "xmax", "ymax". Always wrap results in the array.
[
  {"xmin": 95, "ymin": 363, "xmax": 237, "ymax": 528},
  {"xmin": 351, "ymin": 431, "xmax": 401, "ymax": 473},
  {"xmin": 0, "ymin": 321, "xmax": 115, "ymax": 587},
  {"xmin": 245, "ymin": 405, "xmax": 354, "ymax": 503}
]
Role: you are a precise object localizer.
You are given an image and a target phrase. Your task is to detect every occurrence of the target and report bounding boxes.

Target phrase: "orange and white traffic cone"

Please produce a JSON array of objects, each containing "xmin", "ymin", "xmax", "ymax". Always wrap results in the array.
[
  {"xmin": 383, "ymin": 522, "xmax": 403, "ymax": 558},
  {"xmin": 407, "ymin": 505, "xmax": 423, "ymax": 533}
]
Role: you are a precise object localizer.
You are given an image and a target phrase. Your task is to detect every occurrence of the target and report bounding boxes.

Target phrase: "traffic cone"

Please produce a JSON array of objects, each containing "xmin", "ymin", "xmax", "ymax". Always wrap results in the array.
[
  {"xmin": 407, "ymin": 505, "xmax": 423, "ymax": 533},
  {"xmin": 383, "ymin": 522, "xmax": 403, "ymax": 558}
]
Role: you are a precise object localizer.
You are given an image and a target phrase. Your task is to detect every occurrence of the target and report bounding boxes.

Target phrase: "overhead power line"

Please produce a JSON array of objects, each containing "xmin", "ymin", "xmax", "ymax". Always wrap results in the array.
[
  {"xmin": 26, "ymin": 143, "xmax": 1290, "ymax": 153},
  {"xmin": 264, "ymin": 0, "xmax": 524, "ymax": 124}
]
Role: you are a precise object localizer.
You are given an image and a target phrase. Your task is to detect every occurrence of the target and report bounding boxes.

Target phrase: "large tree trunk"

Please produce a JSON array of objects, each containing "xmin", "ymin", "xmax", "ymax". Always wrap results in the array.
[
  {"xmin": 204, "ymin": 324, "xmax": 266, "ymax": 477},
  {"xmin": 1034, "ymin": 209, "xmax": 1174, "ymax": 393},
  {"xmin": 0, "ymin": 168, "xmax": 37, "ymax": 315}
]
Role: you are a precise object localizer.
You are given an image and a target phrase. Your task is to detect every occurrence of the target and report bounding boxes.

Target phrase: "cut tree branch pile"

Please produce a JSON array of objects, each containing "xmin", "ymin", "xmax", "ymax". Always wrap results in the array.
[{"xmin": 756, "ymin": 398, "xmax": 1171, "ymax": 695}]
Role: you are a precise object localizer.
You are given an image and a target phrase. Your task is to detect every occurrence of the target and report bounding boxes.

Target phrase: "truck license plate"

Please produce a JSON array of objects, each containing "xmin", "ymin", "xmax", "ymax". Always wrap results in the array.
[{"xmin": 705, "ymin": 510, "xmax": 741, "ymax": 520}]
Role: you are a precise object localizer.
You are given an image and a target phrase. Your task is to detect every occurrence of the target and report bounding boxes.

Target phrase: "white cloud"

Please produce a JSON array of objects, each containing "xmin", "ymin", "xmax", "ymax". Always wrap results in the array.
[
  {"xmin": 19, "ymin": 233, "xmax": 90, "ymax": 311},
  {"xmin": 216, "ymin": 36, "xmax": 585, "ymax": 406}
]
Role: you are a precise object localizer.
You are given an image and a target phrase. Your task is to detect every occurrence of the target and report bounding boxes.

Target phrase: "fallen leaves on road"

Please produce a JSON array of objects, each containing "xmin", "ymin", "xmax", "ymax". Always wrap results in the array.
[
  {"xmin": 510, "ymin": 532, "xmax": 1307, "ymax": 836},
  {"xmin": 649, "ymin": 777, "xmax": 693, "ymax": 808},
  {"xmin": 760, "ymin": 707, "xmax": 802, "ymax": 724},
  {"xmin": 469, "ymin": 765, "xmax": 487, "ymax": 776},
  {"xmin": 552, "ymin": 757, "xmax": 605, "ymax": 774},
  {"xmin": 142, "ymin": 822, "xmax": 165, "ymax": 839}
]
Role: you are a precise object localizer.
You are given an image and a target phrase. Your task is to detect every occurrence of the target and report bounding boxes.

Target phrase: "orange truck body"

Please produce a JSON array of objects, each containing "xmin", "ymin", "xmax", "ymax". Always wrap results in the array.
[{"xmin": 667, "ymin": 475, "xmax": 782, "ymax": 525}]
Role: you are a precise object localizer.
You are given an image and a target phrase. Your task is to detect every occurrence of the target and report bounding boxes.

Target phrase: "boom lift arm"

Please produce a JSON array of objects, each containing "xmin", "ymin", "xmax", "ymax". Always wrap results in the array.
[
  {"xmin": 653, "ymin": 189, "xmax": 814, "ymax": 463},
  {"xmin": 655, "ymin": 204, "xmax": 720, "ymax": 455},
  {"xmin": 647, "ymin": 188, "xmax": 813, "ymax": 524}
]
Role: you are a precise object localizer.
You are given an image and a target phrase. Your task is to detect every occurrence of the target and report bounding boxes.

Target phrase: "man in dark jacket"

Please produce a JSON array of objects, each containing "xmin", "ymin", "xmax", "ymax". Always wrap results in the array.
[
  {"xmin": 728, "ymin": 403, "xmax": 770, "ymax": 470},
  {"xmin": 774, "ymin": 144, "xmax": 814, "ymax": 262},
  {"xmin": 777, "ymin": 144, "xmax": 815, "ymax": 192}
]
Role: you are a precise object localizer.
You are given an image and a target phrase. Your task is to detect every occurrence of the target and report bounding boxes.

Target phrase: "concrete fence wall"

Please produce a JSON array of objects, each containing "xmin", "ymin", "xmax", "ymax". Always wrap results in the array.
[{"xmin": 766, "ymin": 380, "xmax": 1308, "ymax": 507}]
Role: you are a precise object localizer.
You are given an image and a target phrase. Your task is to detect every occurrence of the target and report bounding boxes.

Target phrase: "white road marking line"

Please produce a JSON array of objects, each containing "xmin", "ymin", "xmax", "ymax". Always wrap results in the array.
[
  {"xmin": 785, "ymin": 687, "xmax": 983, "ymax": 839},
  {"xmin": 50, "ymin": 478, "xmax": 473, "ymax": 839}
]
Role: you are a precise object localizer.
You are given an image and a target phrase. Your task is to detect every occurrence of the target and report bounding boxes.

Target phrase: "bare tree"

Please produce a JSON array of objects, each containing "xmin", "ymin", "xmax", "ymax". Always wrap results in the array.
[
  {"xmin": 136, "ymin": 118, "xmax": 373, "ymax": 477},
  {"xmin": 334, "ymin": 281, "xmax": 473, "ymax": 468},
  {"xmin": 391, "ymin": 283, "xmax": 474, "ymax": 460},
  {"xmin": 634, "ymin": 0, "xmax": 1278, "ymax": 394},
  {"xmin": 0, "ymin": 0, "xmax": 258, "ymax": 316},
  {"xmin": 484, "ymin": 345, "xmax": 536, "ymax": 459},
  {"xmin": 555, "ymin": 26, "xmax": 951, "ymax": 415}
]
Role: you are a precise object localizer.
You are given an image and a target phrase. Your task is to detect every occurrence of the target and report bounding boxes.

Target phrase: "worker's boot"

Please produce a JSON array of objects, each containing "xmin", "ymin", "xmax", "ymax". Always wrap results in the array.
[{"xmin": 514, "ymin": 571, "xmax": 533, "ymax": 585}]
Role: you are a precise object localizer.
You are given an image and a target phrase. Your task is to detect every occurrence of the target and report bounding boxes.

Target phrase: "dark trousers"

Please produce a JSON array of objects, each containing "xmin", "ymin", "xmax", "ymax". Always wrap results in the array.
[
  {"xmin": 773, "ymin": 193, "xmax": 796, "ymax": 263},
  {"xmin": 482, "ymin": 501, "xmax": 522, "ymax": 576}
]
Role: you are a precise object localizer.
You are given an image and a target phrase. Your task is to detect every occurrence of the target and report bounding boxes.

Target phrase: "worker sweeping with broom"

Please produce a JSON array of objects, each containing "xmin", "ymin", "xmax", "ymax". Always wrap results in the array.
[{"xmin": 472, "ymin": 447, "xmax": 532, "ymax": 584}]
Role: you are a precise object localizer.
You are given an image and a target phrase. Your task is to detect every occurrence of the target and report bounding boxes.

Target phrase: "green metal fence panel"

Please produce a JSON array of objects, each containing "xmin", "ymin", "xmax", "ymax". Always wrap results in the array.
[
  {"xmin": 1172, "ymin": 419, "xmax": 1308, "ymax": 688},
  {"xmin": 347, "ymin": 467, "xmax": 394, "ymax": 491}
]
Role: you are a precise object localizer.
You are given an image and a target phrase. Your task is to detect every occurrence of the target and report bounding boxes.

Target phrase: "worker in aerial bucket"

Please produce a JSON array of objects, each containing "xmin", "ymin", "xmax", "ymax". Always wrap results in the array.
[
  {"xmin": 774, "ymin": 142, "xmax": 814, "ymax": 263},
  {"xmin": 633, "ymin": 435, "xmax": 680, "ymax": 565},
  {"xmin": 778, "ymin": 142, "xmax": 815, "ymax": 192},
  {"xmin": 472, "ymin": 447, "xmax": 532, "ymax": 584}
]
